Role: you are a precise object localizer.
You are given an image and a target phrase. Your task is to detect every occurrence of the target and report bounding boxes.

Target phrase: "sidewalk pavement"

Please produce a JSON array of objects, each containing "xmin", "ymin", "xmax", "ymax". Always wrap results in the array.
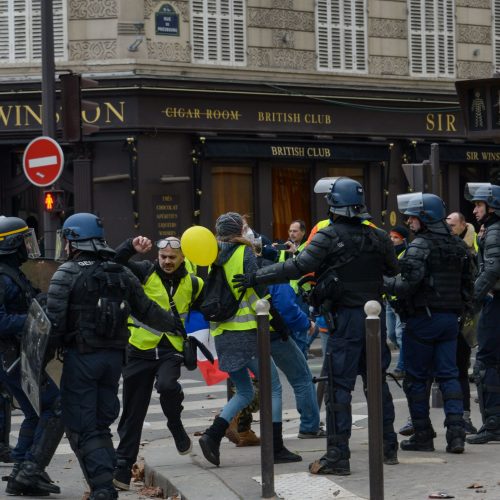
[{"xmin": 142, "ymin": 393, "xmax": 500, "ymax": 500}]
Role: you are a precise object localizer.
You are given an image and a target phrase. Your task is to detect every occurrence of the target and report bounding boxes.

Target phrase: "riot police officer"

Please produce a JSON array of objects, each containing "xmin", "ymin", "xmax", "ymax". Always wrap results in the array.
[
  {"xmin": 385, "ymin": 193, "xmax": 473, "ymax": 454},
  {"xmin": 233, "ymin": 177, "xmax": 400, "ymax": 475},
  {"xmin": 464, "ymin": 183, "xmax": 500, "ymax": 444},
  {"xmin": 0, "ymin": 216, "xmax": 63, "ymax": 496},
  {"xmin": 46, "ymin": 213, "xmax": 183, "ymax": 500}
]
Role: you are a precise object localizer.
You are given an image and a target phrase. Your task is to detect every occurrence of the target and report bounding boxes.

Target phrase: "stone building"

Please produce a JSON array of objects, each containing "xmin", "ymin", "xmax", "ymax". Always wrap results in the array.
[{"xmin": 0, "ymin": 0, "xmax": 498, "ymax": 245}]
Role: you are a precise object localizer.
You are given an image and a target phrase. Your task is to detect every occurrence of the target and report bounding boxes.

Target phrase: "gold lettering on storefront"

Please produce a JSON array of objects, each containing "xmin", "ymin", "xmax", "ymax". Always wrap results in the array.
[
  {"xmin": 466, "ymin": 151, "xmax": 500, "ymax": 161},
  {"xmin": 258, "ymin": 112, "xmax": 332, "ymax": 125},
  {"xmin": 0, "ymin": 102, "xmax": 126, "ymax": 128},
  {"xmin": 271, "ymin": 146, "xmax": 332, "ymax": 158},
  {"xmin": 426, "ymin": 113, "xmax": 457, "ymax": 132},
  {"xmin": 162, "ymin": 107, "xmax": 241, "ymax": 120}
]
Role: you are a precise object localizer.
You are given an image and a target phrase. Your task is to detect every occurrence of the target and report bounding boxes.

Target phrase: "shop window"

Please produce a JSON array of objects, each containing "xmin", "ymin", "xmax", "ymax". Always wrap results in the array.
[
  {"xmin": 0, "ymin": 0, "xmax": 67, "ymax": 63},
  {"xmin": 408, "ymin": 0, "xmax": 455, "ymax": 78},
  {"xmin": 191, "ymin": 0, "xmax": 246, "ymax": 66},
  {"xmin": 211, "ymin": 165, "xmax": 253, "ymax": 225},
  {"xmin": 316, "ymin": 0, "xmax": 367, "ymax": 73},
  {"xmin": 272, "ymin": 166, "xmax": 311, "ymax": 241}
]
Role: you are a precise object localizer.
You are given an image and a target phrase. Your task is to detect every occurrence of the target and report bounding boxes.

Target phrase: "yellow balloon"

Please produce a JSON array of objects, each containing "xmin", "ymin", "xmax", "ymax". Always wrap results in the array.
[{"xmin": 181, "ymin": 226, "xmax": 218, "ymax": 266}]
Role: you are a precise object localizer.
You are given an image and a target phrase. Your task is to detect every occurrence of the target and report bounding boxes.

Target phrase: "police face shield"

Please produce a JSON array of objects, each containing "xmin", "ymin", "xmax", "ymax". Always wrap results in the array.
[
  {"xmin": 397, "ymin": 192, "xmax": 424, "ymax": 216},
  {"xmin": 464, "ymin": 183, "xmax": 493, "ymax": 202},
  {"xmin": 54, "ymin": 229, "xmax": 68, "ymax": 262},
  {"xmin": 314, "ymin": 177, "xmax": 341, "ymax": 194},
  {"xmin": 23, "ymin": 228, "xmax": 41, "ymax": 259}
]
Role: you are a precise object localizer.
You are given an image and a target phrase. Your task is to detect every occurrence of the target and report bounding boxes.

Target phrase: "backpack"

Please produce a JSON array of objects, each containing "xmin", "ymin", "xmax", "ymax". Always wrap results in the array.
[{"xmin": 200, "ymin": 264, "xmax": 245, "ymax": 322}]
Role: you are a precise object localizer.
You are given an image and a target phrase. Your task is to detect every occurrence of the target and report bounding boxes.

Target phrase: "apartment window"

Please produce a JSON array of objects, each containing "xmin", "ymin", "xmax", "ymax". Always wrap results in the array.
[
  {"xmin": 0, "ymin": 0, "xmax": 67, "ymax": 63},
  {"xmin": 494, "ymin": 0, "xmax": 500, "ymax": 72},
  {"xmin": 191, "ymin": 0, "xmax": 246, "ymax": 66},
  {"xmin": 316, "ymin": 0, "xmax": 367, "ymax": 73},
  {"xmin": 408, "ymin": 0, "xmax": 455, "ymax": 77}
]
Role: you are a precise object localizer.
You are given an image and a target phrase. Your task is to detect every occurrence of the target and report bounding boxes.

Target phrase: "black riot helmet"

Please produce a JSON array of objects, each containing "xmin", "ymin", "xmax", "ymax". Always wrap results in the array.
[
  {"xmin": 0, "ymin": 216, "xmax": 40, "ymax": 259},
  {"xmin": 314, "ymin": 177, "xmax": 368, "ymax": 218},
  {"xmin": 464, "ymin": 182, "xmax": 500, "ymax": 221}
]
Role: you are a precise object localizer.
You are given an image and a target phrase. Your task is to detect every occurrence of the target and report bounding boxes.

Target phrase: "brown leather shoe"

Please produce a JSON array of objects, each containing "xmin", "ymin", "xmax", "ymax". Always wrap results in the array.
[
  {"xmin": 224, "ymin": 416, "xmax": 241, "ymax": 445},
  {"xmin": 236, "ymin": 429, "xmax": 260, "ymax": 447}
]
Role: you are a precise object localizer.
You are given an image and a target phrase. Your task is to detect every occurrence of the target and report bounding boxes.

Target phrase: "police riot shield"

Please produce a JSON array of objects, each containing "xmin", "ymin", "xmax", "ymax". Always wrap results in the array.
[{"xmin": 21, "ymin": 298, "xmax": 51, "ymax": 416}]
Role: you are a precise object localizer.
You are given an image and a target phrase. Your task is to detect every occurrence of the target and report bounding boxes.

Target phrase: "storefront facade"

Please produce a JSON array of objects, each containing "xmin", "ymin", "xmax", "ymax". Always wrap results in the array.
[{"xmin": 0, "ymin": 78, "xmax": 497, "ymax": 247}]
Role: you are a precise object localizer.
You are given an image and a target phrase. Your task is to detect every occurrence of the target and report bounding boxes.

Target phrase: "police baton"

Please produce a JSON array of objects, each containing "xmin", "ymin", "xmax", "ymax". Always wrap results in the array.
[
  {"xmin": 256, "ymin": 298, "xmax": 275, "ymax": 499},
  {"xmin": 365, "ymin": 300, "xmax": 384, "ymax": 500}
]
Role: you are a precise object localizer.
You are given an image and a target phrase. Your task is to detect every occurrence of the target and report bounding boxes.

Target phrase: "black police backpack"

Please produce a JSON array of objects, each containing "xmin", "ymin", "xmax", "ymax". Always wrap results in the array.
[{"xmin": 200, "ymin": 264, "xmax": 245, "ymax": 322}]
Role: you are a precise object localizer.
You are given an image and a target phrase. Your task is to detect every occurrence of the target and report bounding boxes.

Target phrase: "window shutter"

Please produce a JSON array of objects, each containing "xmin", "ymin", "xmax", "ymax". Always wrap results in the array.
[
  {"xmin": 316, "ymin": 0, "xmax": 366, "ymax": 73},
  {"xmin": 0, "ymin": 0, "xmax": 67, "ymax": 63},
  {"xmin": 191, "ymin": 0, "xmax": 246, "ymax": 66},
  {"xmin": 495, "ymin": 0, "xmax": 500, "ymax": 71},
  {"xmin": 408, "ymin": 0, "xmax": 455, "ymax": 77}
]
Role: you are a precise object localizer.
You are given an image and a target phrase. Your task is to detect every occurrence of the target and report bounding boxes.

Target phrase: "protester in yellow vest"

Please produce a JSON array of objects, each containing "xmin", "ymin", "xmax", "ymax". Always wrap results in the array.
[
  {"xmin": 199, "ymin": 212, "xmax": 302, "ymax": 467},
  {"xmin": 112, "ymin": 236, "xmax": 203, "ymax": 491}
]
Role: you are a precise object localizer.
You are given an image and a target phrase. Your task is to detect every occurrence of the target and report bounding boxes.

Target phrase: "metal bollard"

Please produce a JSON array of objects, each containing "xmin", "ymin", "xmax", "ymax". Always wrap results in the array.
[
  {"xmin": 256, "ymin": 298, "xmax": 275, "ymax": 499},
  {"xmin": 364, "ymin": 300, "xmax": 384, "ymax": 500}
]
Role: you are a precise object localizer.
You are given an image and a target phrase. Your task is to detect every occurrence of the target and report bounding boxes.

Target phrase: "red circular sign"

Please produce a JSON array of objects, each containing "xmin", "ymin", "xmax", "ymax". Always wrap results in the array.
[{"xmin": 22, "ymin": 136, "xmax": 64, "ymax": 187}]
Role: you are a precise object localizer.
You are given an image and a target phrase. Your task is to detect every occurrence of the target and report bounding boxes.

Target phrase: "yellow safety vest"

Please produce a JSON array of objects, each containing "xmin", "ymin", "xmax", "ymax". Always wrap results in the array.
[
  {"xmin": 129, "ymin": 271, "xmax": 203, "ymax": 352},
  {"xmin": 211, "ymin": 245, "xmax": 260, "ymax": 336}
]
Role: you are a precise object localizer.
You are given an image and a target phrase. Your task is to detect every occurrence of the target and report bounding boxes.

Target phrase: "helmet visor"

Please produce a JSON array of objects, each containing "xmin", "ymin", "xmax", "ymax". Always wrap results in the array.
[
  {"xmin": 464, "ymin": 182, "xmax": 493, "ymax": 202},
  {"xmin": 23, "ymin": 228, "xmax": 41, "ymax": 259},
  {"xmin": 397, "ymin": 192, "xmax": 424, "ymax": 215},
  {"xmin": 54, "ymin": 229, "xmax": 68, "ymax": 262},
  {"xmin": 314, "ymin": 177, "xmax": 340, "ymax": 194}
]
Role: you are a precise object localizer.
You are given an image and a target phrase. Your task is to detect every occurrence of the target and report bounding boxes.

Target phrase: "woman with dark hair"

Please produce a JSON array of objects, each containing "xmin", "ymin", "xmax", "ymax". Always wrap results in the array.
[{"xmin": 199, "ymin": 212, "xmax": 301, "ymax": 466}]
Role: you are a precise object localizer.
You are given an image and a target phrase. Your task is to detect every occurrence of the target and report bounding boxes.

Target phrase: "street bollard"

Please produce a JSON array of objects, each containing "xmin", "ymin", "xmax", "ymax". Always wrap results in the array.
[
  {"xmin": 256, "ymin": 298, "xmax": 275, "ymax": 499},
  {"xmin": 364, "ymin": 300, "xmax": 384, "ymax": 500}
]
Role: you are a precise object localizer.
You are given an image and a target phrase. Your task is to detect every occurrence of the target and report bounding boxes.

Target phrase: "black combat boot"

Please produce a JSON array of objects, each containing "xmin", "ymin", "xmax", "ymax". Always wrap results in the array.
[
  {"xmin": 400, "ymin": 418, "xmax": 436, "ymax": 452},
  {"xmin": 90, "ymin": 487, "xmax": 118, "ymax": 499},
  {"xmin": 4, "ymin": 462, "xmax": 50, "ymax": 496},
  {"xmin": 466, "ymin": 415, "xmax": 500, "ymax": 444},
  {"xmin": 15, "ymin": 460, "xmax": 61, "ymax": 494},
  {"xmin": 272, "ymin": 422, "xmax": 302, "ymax": 463},
  {"xmin": 0, "ymin": 442, "xmax": 12, "ymax": 463},
  {"xmin": 199, "ymin": 416, "xmax": 229, "ymax": 466},
  {"xmin": 445, "ymin": 415, "xmax": 466, "ymax": 454},
  {"xmin": 383, "ymin": 440, "xmax": 399, "ymax": 465},
  {"xmin": 309, "ymin": 434, "xmax": 350, "ymax": 475}
]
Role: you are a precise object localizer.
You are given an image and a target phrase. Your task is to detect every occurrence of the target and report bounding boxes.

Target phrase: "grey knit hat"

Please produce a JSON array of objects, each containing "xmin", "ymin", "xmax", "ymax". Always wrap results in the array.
[{"xmin": 215, "ymin": 212, "xmax": 244, "ymax": 239}]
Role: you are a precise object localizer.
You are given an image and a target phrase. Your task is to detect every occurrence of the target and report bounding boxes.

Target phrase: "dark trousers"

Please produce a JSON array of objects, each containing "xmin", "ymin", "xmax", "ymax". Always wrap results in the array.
[
  {"xmin": 476, "ymin": 296, "xmax": 500, "ymax": 418},
  {"xmin": 456, "ymin": 332, "xmax": 472, "ymax": 412},
  {"xmin": 61, "ymin": 348, "xmax": 123, "ymax": 493},
  {"xmin": 116, "ymin": 349, "xmax": 184, "ymax": 465},
  {"xmin": 403, "ymin": 313, "xmax": 463, "ymax": 422},
  {"xmin": 0, "ymin": 354, "xmax": 60, "ymax": 463},
  {"xmin": 325, "ymin": 306, "xmax": 396, "ymax": 450}
]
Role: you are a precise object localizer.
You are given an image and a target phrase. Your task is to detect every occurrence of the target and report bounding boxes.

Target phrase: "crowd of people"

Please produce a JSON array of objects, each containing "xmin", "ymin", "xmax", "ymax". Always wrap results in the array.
[{"xmin": 0, "ymin": 177, "xmax": 498, "ymax": 497}]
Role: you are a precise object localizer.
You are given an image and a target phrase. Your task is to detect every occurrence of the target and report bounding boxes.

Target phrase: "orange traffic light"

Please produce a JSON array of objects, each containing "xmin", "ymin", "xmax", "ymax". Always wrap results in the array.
[{"xmin": 43, "ymin": 190, "xmax": 65, "ymax": 213}]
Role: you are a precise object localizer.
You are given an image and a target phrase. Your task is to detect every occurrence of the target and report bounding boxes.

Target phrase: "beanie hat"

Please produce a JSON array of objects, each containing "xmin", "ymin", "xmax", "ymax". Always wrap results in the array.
[
  {"xmin": 390, "ymin": 225, "xmax": 409, "ymax": 240},
  {"xmin": 215, "ymin": 212, "xmax": 244, "ymax": 240}
]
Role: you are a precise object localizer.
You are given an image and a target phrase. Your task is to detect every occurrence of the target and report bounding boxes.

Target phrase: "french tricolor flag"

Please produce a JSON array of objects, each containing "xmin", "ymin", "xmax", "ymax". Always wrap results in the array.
[{"xmin": 184, "ymin": 311, "xmax": 229, "ymax": 386}]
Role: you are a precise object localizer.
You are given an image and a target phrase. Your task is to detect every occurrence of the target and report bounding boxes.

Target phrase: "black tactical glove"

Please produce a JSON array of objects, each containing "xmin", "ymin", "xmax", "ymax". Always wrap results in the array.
[{"xmin": 232, "ymin": 273, "xmax": 257, "ymax": 291}]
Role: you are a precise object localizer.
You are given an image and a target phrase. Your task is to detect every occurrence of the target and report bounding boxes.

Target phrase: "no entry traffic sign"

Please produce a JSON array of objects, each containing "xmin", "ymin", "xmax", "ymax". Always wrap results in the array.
[{"xmin": 23, "ymin": 136, "xmax": 64, "ymax": 187}]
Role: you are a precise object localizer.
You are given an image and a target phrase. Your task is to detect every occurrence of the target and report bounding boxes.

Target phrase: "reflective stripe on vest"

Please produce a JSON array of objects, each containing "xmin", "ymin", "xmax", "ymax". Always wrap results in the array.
[
  {"xmin": 129, "ymin": 272, "xmax": 202, "ymax": 351},
  {"xmin": 212, "ymin": 245, "xmax": 259, "ymax": 336}
]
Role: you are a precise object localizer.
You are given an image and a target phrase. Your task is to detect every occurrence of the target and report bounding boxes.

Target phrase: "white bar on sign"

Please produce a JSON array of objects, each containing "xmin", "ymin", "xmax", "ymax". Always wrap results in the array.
[{"xmin": 28, "ymin": 155, "xmax": 57, "ymax": 168}]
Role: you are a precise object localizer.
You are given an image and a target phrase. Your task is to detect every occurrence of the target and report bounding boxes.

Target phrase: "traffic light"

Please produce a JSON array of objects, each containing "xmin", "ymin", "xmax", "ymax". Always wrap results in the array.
[
  {"xmin": 456, "ymin": 78, "xmax": 500, "ymax": 141},
  {"xmin": 60, "ymin": 73, "xmax": 99, "ymax": 142},
  {"xmin": 43, "ymin": 190, "xmax": 65, "ymax": 213}
]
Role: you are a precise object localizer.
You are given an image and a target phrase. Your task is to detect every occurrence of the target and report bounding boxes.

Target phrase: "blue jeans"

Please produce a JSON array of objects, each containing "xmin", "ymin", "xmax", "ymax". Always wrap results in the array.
[
  {"xmin": 220, "ymin": 357, "xmax": 282, "ymax": 423},
  {"xmin": 0, "ymin": 354, "xmax": 60, "ymax": 463},
  {"xmin": 404, "ymin": 313, "xmax": 463, "ymax": 420},
  {"xmin": 271, "ymin": 337, "xmax": 320, "ymax": 433},
  {"xmin": 386, "ymin": 301, "xmax": 405, "ymax": 371}
]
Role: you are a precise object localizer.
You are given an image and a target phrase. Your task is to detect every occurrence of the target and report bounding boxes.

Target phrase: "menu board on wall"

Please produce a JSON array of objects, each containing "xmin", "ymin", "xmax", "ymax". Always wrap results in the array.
[{"xmin": 153, "ymin": 194, "xmax": 179, "ymax": 237}]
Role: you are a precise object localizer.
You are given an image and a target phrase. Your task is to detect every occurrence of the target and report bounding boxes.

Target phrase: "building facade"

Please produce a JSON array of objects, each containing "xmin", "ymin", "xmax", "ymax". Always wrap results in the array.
[{"xmin": 0, "ymin": 0, "xmax": 499, "ymax": 247}]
